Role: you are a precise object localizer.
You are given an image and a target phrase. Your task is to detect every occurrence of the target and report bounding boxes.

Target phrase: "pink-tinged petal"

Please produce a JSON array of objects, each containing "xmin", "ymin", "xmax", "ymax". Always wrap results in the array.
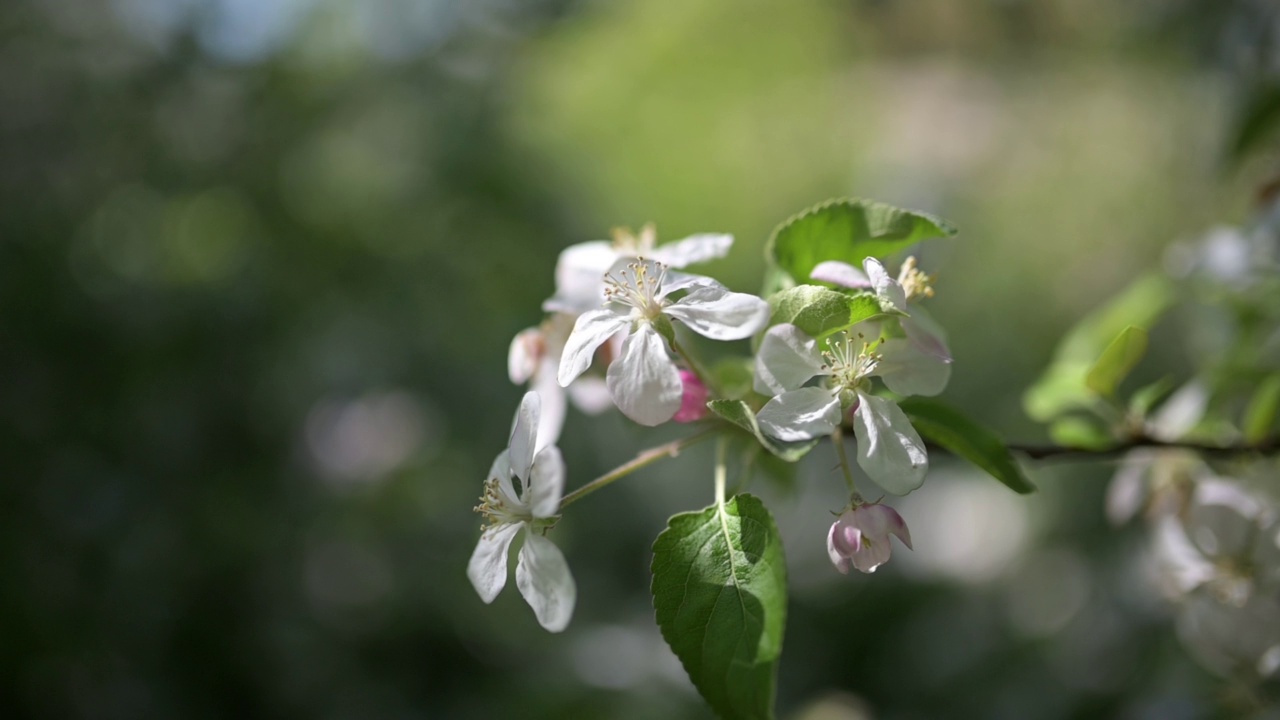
[
  {"xmin": 509, "ymin": 392, "xmax": 540, "ymax": 481},
  {"xmin": 558, "ymin": 309, "xmax": 631, "ymax": 387},
  {"xmin": 875, "ymin": 338, "xmax": 951, "ymax": 397},
  {"xmin": 531, "ymin": 360, "xmax": 566, "ymax": 453},
  {"xmin": 826, "ymin": 521, "xmax": 855, "ymax": 575},
  {"xmin": 527, "ymin": 446, "xmax": 565, "ymax": 519},
  {"xmin": 900, "ymin": 308, "xmax": 951, "ymax": 362},
  {"xmin": 606, "ymin": 324, "xmax": 682, "ymax": 426},
  {"xmin": 863, "ymin": 258, "xmax": 907, "ymax": 313},
  {"xmin": 852, "ymin": 391, "xmax": 928, "ymax": 495},
  {"xmin": 516, "ymin": 531, "xmax": 577, "ymax": 633},
  {"xmin": 508, "ymin": 327, "xmax": 544, "ymax": 384},
  {"xmin": 850, "ymin": 537, "xmax": 893, "ymax": 573},
  {"xmin": 811, "ymin": 260, "xmax": 872, "ymax": 289},
  {"xmin": 756, "ymin": 387, "xmax": 842, "ymax": 442},
  {"xmin": 467, "ymin": 522, "xmax": 521, "ymax": 604},
  {"xmin": 650, "ymin": 233, "xmax": 733, "ymax": 268},
  {"xmin": 854, "ymin": 504, "xmax": 912, "ymax": 550},
  {"xmin": 673, "ymin": 370, "xmax": 709, "ymax": 423},
  {"xmin": 754, "ymin": 324, "xmax": 826, "ymax": 396},
  {"xmin": 665, "ymin": 286, "xmax": 770, "ymax": 340}
]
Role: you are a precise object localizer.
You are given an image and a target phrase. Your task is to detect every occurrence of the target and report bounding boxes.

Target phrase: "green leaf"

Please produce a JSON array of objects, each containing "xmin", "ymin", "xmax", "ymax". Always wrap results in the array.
[
  {"xmin": 767, "ymin": 198, "xmax": 956, "ymax": 285},
  {"xmin": 767, "ymin": 285, "xmax": 883, "ymax": 339},
  {"xmin": 708, "ymin": 399, "xmax": 819, "ymax": 462},
  {"xmin": 1024, "ymin": 273, "xmax": 1173, "ymax": 421},
  {"xmin": 652, "ymin": 494, "xmax": 787, "ymax": 720},
  {"xmin": 1048, "ymin": 416, "xmax": 1115, "ymax": 450},
  {"xmin": 1085, "ymin": 326, "xmax": 1148, "ymax": 398},
  {"xmin": 1244, "ymin": 373, "xmax": 1280, "ymax": 445},
  {"xmin": 898, "ymin": 398, "xmax": 1035, "ymax": 494},
  {"xmin": 711, "ymin": 357, "xmax": 755, "ymax": 401},
  {"xmin": 1128, "ymin": 376, "xmax": 1176, "ymax": 419}
]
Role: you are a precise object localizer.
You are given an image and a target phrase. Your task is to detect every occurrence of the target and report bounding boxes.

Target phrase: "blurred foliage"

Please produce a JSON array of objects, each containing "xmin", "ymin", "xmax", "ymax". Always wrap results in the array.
[{"xmin": 2, "ymin": 0, "xmax": 1279, "ymax": 718}]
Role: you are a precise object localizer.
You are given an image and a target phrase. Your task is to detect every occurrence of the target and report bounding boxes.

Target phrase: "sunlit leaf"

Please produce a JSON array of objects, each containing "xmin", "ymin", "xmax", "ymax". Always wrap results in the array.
[
  {"xmin": 1085, "ymin": 326, "xmax": 1148, "ymax": 398},
  {"xmin": 767, "ymin": 285, "xmax": 883, "ymax": 339},
  {"xmin": 767, "ymin": 198, "xmax": 956, "ymax": 286},
  {"xmin": 652, "ymin": 494, "xmax": 786, "ymax": 720}
]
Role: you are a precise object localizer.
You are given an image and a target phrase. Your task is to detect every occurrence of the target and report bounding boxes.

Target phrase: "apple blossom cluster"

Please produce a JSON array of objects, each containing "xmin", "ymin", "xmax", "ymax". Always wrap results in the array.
[{"xmin": 469, "ymin": 221, "xmax": 955, "ymax": 631}]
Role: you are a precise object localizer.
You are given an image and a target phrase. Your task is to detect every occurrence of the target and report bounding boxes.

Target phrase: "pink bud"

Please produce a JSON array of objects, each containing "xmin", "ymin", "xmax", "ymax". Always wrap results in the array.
[
  {"xmin": 672, "ymin": 369, "xmax": 709, "ymax": 423},
  {"xmin": 826, "ymin": 503, "xmax": 912, "ymax": 574}
]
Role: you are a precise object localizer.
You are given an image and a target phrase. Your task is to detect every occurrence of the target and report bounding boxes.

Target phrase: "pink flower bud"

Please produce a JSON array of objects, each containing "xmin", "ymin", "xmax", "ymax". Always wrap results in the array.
[
  {"xmin": 672, "ymin": 369, "xmax": 709, "ymax": 423},
  {"xmin": 827, "ymin": 503, "xmax": 913, "ymax": 574}
]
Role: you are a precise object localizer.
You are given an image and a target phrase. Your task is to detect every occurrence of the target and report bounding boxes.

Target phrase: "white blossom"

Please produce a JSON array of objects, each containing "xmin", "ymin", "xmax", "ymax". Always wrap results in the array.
[
  {"xmin": 467, "ymin": 392, "xmax": 576, "ymax": 632},
  {"xmin": 558, "ymin": 258, "xmax": 769, "ymax": 426},
  {"xmin": 508, "ymin": 313, "xmax": 617, "ymax": 450},
  {"xmin": 827, "ymin": 503, "xmax": 913, "ymax": 574}
]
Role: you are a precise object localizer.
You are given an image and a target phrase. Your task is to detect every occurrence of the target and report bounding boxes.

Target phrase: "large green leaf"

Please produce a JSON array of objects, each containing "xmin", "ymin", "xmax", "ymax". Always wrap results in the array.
[
  {"xmin": 768, "ymin": 285, "xmax": 883, "ymax": 339},
  {"xmin": 1085, "ymin": 326, "xmax": 1148, "ymax": 398},
  {"xmin": 899, "ymin": 398, "xmax": 1036, "ymax": 494},
  {"xmin": 1024, "ymin": 273, "xmax": 1173, "ymax": 421},
  {"xmin": 767, "ymin": 198, "xmax": 956, "ymax": 285},
  {"xmin": 652, "ymin": 494, "xmax": 787, "ymax": 720},
  {"xmin": 708, "ymin": 399, "xmax": 819, "ymax": 462}
]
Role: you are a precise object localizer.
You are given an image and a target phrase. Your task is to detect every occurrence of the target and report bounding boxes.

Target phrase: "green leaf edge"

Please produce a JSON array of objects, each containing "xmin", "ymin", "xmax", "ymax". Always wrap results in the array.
[{"xmin": 899, "ymin": 398, "xmax": 1036, "ymax": 494}]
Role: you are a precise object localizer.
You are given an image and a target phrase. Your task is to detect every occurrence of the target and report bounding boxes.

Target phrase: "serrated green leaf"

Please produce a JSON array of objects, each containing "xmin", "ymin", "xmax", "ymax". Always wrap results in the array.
[
  {"xmin": 1244, "ymin": 373, "xmax": 1280, "ymax": 445},
  {"xmin": 768, "ymin": 285, "xmax": 883, "ymax": 339},
  {"xmin": 708, "ymin": 399, "xmax": 819, "ymax": 462},
  {"xmin": 1049, "ymin": 416, "xmax": 1116, "ymax": 450},
  {"xmin": 898, "ymin": 398, "xmax": 1035, "ymax": 494},
  {"xmin": 1024, "ymin": 273, "xmax": 1173, "ymax": 421},
  {"xmin": 1085, "ymin": 326, "xmax": 1148, "ymax": 398},
  {"xmin": 767, "ymin": 198, "xmax": 956, "ymax": 286},
  {"xmin": 652, "ymin": 494, "xmax": 786, "ymax": 720}
]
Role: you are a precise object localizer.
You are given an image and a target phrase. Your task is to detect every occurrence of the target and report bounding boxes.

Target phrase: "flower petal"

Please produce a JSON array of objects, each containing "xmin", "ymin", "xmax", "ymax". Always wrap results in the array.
[
  {"xmin": 566, "ymin": 376, "xmax": 614, "ymax": 415},
  {"xmin": 852, "ymin": 391, "xmax": 928, "ymax": 495},
  {"xmin": 606, "ymin": 324, "xmax": 682, "ymax": 426},
  {"xmin": 900, "ymin": 308, "xmax": 951, "ymax": 362},
  {"xmin": 851, "ymin": 536, "xmax": 893, "ymax": 573},
  {"xmin": 516, "ymin": 531, "xmax": 577, "ymax": 633},
  {"xmin": 543, "ymin": 241, "xmax": 616, "ymax": 313},
  {"xmin": 650, "ymin": 233, "xmax": 733, "ymax": 268},
  {"xmin": 558, "ymin": 309, "xmax": 631, "ymax": 387},
  {"xmin": 527, "ymin": 445, "xmax": 565, "ymax": 519},
  {"xmin": 664, "ymin": 286, "xmax": 770, "ymax": 341},
  {"xmin": 826, "ymin": 521, "xmax": 857, "ymax": 575},
  {"xmin": 864, "ymin": 258, "xmax": 907, "ymax": 313},
  {"xmin": 509, "ymin": 392, "xmax": 540, "ymax": 481},
  {"xmin": 467, "ymin": 522, "xmax": 521, "ymax": 604},
  {"xmin": 658, "ymin": 269, "xmax": 722, "ymax": 297},
  {"xmin": 754, "ymin": 323, "xmax": 825, "ymax": 395},
  {"xmin": 854, "ymin": 504, "xmax": 913, "ymax": 550},
  {"xmin": 532, "ymin": 360, "xmax": 566, "ymax": 452},
  {"xmin": 508, "ymin": 327, "xmax": 543, "ymax": 384},
  {"xmin": 488, "ymin": 450, "xmax": 519, "ymax": 510},
  {"xmin": 875, "ymin": 338, "xmax": 952, "ymax": 397},
  {"xmin": 811, "ymin": 260, "xmax": 872, "ymax": 289},
  {"xmin": 756, "ymin": 387, "xmax": 842, "ymax": 441}
]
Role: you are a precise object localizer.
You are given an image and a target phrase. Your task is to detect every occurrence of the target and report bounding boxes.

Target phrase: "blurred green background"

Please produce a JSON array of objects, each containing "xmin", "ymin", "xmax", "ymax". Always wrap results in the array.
[{"xmin": 2, "ymin": 0, "xmax": 1276, "ymax": 717}]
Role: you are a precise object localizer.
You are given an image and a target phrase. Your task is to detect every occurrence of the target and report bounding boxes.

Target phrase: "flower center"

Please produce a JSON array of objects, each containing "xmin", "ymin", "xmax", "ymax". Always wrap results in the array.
[
  {"xmin": 897, "ymin": 256, "xmax": 935, "ymax": 301},
  {"xmin": 603, "ymin": 258, "xmax": 667, "ymax": 321},
  {"xmin": 822, "ymin": 331, "xmax": 882, "ymax": 391},
  {"xmin": 473, "ymin": 474, "xmax": 531, "ymax": 528}
]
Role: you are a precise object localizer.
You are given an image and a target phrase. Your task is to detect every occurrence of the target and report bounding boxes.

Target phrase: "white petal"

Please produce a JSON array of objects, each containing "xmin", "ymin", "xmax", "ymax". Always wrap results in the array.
[
  {"xmin": 875, "ymin": 338, "xmax": 952, "ymax": 397},
  {"xmin": 900, "ymin": 308, "xmax": 951, "ymax": 362},
  {"xmin": 657, "ymin": 269, "xmax": 721, "ymax": 297},
  {"xmin": 509, "ymin": 392, "xmax": 540, "ymax": 481},
  {"xmin": 827, "ymin": 523, "xmax": 854, "ymax": 574},
  {"xmin": 488, "ymin": 450, "xmax": 519, "ymax": 511},
  {"xmin": 851, "ymin": 537, "xmax": 893, "ymax": 573},
  {"xmin": 852, "ymin": 391, "xmax": 928, "ymax": 495},
  {"xmin": 1106, "ymin": 450, "xmax": 1153, "ymax": 525},
  {"xmin": 508, "ymin": 327, "xmax": 543, "ymax": 384},
  {"xmin": 467, "ymin": 522, "xmax": 521, "ymax": 604},
  {"xmin": 664, "ymin": 286, "xmax": 770, "ymax": 341},
  {"xmin": 544, "ymin": 241, "xmax": 616, "ymax": 313},
  {"xmin": 558, "ymin": 309, "xmax": 631, "ymax": 387},
  {"xmin": 532, "ymin": 360, "xmax": 566, "ymax": 453},
  {"xmin": 566, "ymin": 376, "xmax": 614, "ymax": 415},
  {"xmin": 606, "ymin": 324, "xmax": 682, "ymax": 426},
  {"xmin": 756, "ymin": 387, "xmax": 842, "ymax": 441},
  {"xmin": 1150, "ymin": 380, "xmax": 1208, "ymax": 441},
  {"xmin": 649, "ymin": 233, "xmax": 733, "ymax": 268},
  {"xmin": 863, "ymin": 258, "xmax": 907, "ymax": 313},
  {"xmin": 516, "ymin": 531, "xmax": 577, "ymax": 633},
  {"xmin": 754, "ymin": 323, "xmax": 825, "ymax": 395},
  {"xmin": 527, "ymin": 445, "xmax": 566, "ymax": 519},
  {"xmin": 811, "ymin": 260, "xmax": 872, "ymax": 289}
]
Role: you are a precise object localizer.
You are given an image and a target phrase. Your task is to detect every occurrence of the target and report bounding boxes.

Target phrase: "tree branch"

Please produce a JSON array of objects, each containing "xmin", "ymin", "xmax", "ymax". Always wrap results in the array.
[{"xmin": 998, "ymin": 436, "xmax": 1280, "ymax": 461}]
